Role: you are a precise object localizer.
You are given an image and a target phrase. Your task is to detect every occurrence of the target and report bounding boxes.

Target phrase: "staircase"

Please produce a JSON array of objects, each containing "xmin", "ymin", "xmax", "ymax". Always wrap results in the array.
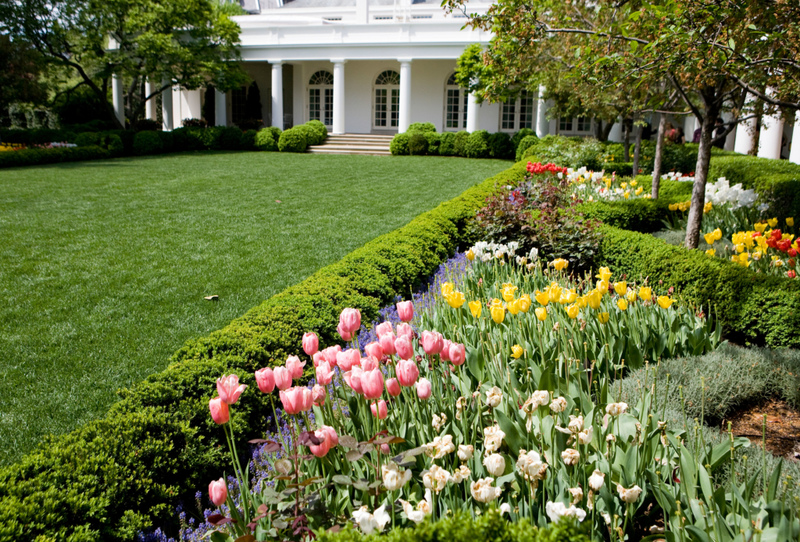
[{"xmin": 308, "ymin": 133, "xmax": 393, "ymax": 156}]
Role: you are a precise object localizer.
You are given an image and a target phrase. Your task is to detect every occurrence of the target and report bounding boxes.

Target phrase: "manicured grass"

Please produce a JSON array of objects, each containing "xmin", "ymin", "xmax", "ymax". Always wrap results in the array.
[{"xmin": 0, "ymin": 151, "xmax": 509, "ymax": 465}]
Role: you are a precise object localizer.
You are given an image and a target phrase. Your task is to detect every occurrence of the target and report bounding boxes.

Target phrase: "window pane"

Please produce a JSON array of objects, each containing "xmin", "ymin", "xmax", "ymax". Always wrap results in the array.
[
  {"xmin": 520, "ymin": 91, "xmax": 533, "ymax": 129},
  {"xmin": 375, "ymin": 89, "xmax": 387, "ymax": 126},
  {"xmin": 323, "ymin": 88, "xmax": 333, "ymax": 126},
  {"xmin": 501, "ymin": 100, "xmax": 515, "ymax": 131},
  {"xmin": 446, "ymin": 88, "xmax": 460, "ymax": 129},
  {"xmin": 309, "ymin": 88, "xmax": 320, "ymax": 121},
  {"xmin": 559, "ymin": 117, "xmax": 573, "ymax": 131},
  {"xmin": 390, "ymin": 89, "xmax": 399, "ymax": 127}
]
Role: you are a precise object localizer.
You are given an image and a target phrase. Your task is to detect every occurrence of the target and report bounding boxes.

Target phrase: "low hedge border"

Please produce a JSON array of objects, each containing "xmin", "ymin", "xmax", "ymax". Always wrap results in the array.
[
  {"xmin": 0, "ymin": 161, "xmax": 528, "ymax": 542},
  {"xmin": 0, "ymin": 145, "xmax": 110, "ymax": 168}
]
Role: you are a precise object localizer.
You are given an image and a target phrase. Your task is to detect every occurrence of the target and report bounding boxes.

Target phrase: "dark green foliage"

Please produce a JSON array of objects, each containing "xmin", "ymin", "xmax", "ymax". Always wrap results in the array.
[
  {"xmin": 524, "ymin": 135, "xmax": 604, "ymax": 170},
  {"xmin": 0, "ymin": 160, "xmax": 527, "ymax": 541},
  {"xmin": 596, "ymin": 224, "xmax": 800, "ymax": 348},
  {"xmin": 106, "ymin": 134, "xmax": 124, "ymax": 156},
  {"xmin": 579, "ymin": 198, "xmax": 672, "ymax": 232},
  {"xmin": 217, "ymin": 126, "xmax": 244, "ymax": 150},
  {"xmin": 241, "ymin": 129, "xmax": 258, "ymax": 151},
  {"xmin": 515, "ymin": 134, "xmax": 539, "ymax": 162},
  {"xmin": 424, "ymin": 132, "xmax": 441, "ymax": 155},
  {"xmin": 407, "ymin": 122, "xmax": 437, "ymax": 133},
  {"xmin": 408, "ymin": 132, "xmax": 429, "ymax": 155},
  {"xmin": 278, "ymin": 128, "xmax": 308, "ymax": 152},
  {"xmin": 606, "ymin": 161, "xmax": 633, "ymax": 176},
  {"xmin": 464, "ymin": 130, "xmax": 490, "ymax": 158},
  {"xmin": 390, "ymin": 133, "xmax": 410, "ymax": 155},
  {"xmin": 488, "ymin": 131, "xmax": 514, "ymax": 159},
  {"xmin": 438, "ymin": 132, "xmax": 456, "ymax": 156},
  {"xmin": 265, "ymin": 126, "xmax": 282, "ymax": 142},
  {"xmin": 171, "ymin": 127, "xmax": 206, "ymax": 151},
  {"xmin": 133, "ymin": 131, "xmax": 163, "ymax": 155},
  {"xmin": 315, "ymin": 511, "xmax": 590, "ymax": 542},
  {"xmin": 511, "ymin": 127, "xmax": 534, "ymax": 150},
  {"xmin": 453, "ymin": 130, "xmax": 469, "ymax": 156},
  {"xmin": 51, "ymin": 85, "xmax": 109, "ymax": 126},
  {"xmin": 306, "ymin": 120, "xmax": 328, "ymax": 143},
  {"xmin": 75, "ymin": 132, "xmax": 100, "ymax": 147},
  {"xmin": 132, "ymin": 119, "xmax": 161, "ymax": 132},
  {"xmin": 158, "ymin": 131, "xmax": 174, "ymax": 153},
  {"xmin": 0, "ymin": 145, "xmax": 110, "ymax": 169}
]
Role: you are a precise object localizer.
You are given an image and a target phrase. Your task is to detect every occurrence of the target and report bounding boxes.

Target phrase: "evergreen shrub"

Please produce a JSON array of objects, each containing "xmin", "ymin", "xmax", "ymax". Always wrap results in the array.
[
  {"xmin": 515, "ymin": 135, "xmax": 538, "ymax": 162},
  {"xmin": 424, "ymin": 132, "xmax": 441, "ymax": 155},
  {"xmin": 255, "ymin": 129, "xmax": 278, "ymax": 151},
  {"xmin": 464, "ymin": 130, "xmax": 490, "ymax": 158},
  {"xmin": 407, "ymin": 122, "xmax": 437, "ymax": 133},
  {"xmin": 408, "ymin": 132, "xmax": 429, "ymax": 155},
  {"xmin": 133, "ymin": 131, "xmax": 163, "ymax": 155},
  {"xmin": 217, "ymin": 126, "xmax": 244, "ymax": 150},
  {"xmin": 438, "ymin": 132, "xmax": 456, "ymax": 156},
  {"xmin": 278, "ymin": 128, "xmax": 308, "ymax": 152},
  {"xmin": 390, "ymin": 133, "xmax": 409, "ymax": 155}
]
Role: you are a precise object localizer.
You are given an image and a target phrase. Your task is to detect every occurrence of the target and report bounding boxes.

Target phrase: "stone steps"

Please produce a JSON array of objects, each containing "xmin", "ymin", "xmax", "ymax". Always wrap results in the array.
[{"xmin": 308, "ymin": 133, "xmax": 394, "ymax": 155}]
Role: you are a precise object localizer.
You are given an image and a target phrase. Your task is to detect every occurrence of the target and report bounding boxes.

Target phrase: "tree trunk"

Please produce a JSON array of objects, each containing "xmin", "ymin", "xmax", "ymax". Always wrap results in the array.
[
  {"xmin": 623, "ymin": 119, "xmax": 631, "ymax": 161},
  {"xmin": 651, "ymin": 114, "xmax": 667, "ymax": 198},
  {"xmin": 684, "ymin": 108, "xmax": 719, "ymax": 249},
  {"xmin": 632, "ymin": 122, "xmax": 642, "ymax": 178}
]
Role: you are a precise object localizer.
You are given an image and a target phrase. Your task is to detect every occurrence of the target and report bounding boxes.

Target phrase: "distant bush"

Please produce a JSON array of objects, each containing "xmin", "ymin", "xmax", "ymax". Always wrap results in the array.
[
  {"xmin": 424, "ymin": 132, "xmax": 441, "ymax": 155},
  {"xmin": 158, "ymin": 131, "xmax": 174, "ymax": 153},
  {"xmin": 132, "ymin": 119, "xmax": 161, "ymax": 132},
  {"xmin": 390, "ymin": 133, "xmax": 409, "ymax": 155},
  {"xmin": 133, "ymin": 131, "xmax": 163, "ymax": 155},
  {"xmin": 488, "ymin": 131, "xmax": 514, "ymax": 159},
  {"xmin": 0, "ymin": 146, "xmax": 110, "ymax": 169},
  {"xmin": 277, "ymin": 128, "xmax": 308, "ymax": 152},
  {"xmin": 453, "ymin": 130, "xmax": 469, "ymax": 157},
  {"xmin": 306, "ymin": 120, "xmax": 328, "ymax": 144},
  {"xmin": 75, "ymin": 132, "xmax": 101, "ymax": 147},
  {"xmin": 408, "ymin": 132, "xmax": 429, "ymax": 155},
  {"xmin": 464, "ymin": 130, "xmax": 490, "ymax": 158},
  {"xmin": 255, "ymin": 129, "xmax": 278, "ymax": 152},
  {"xmin": 171, "ymin": 127, "xmax": 205, "ymax": 152},
  {"xmin": 407, "ymin": 122, "xmax": 437, "ymax": 133},
  {"xmin": 294, "ymin": 125, "xmax": 319, "ymax": 146},
  {"xmin": 515, "ymin": 134, "xmax": 539, "ymax": 162},
  {"xmin": 438, "ymin": 132, "xmax": 456, "ymax": 156},
  {"xmin": 217, "ymin": 126, "xmax": 244, "ymax": 150},
  {"xmin": 511, "ymin": 127, "xmax": 535, "ymax": 150},
  {"xmin": 241, "ymin": 129, "xmax": 258, "ymax": 151},
  {"xmin": 182, "ymin": 118, "xmax": 207, "ymax": 128}
]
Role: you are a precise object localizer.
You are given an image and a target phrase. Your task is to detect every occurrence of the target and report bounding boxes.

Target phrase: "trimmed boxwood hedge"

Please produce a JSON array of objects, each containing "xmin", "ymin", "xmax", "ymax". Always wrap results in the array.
[
  {"xmin": 0, "ymin": 161, "xmax": 529, "ymax": 542},
  {"xmin": 0, "ymin": 145, "xmax": 110, "ymax": 169}
]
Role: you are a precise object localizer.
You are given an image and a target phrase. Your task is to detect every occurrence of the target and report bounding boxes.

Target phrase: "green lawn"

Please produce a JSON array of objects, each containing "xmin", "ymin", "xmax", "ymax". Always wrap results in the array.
[{"xmin": 0, "ymin": 151, "xmax": 509, "ymax": 465}]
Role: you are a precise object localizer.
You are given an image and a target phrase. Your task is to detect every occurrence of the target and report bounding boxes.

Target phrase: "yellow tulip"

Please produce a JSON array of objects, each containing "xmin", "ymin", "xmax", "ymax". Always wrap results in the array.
[
  {"xmin": 703, "ymin": 232, "xmax": 716, "ymax": 245},
  {"xmin": 638, "ymin": 287, "xmax": 652, "ymax": 301},
  {"xmin": 507, "ymin": 298, "xmax": 521, "ymax": 315},
  {"xmin": 547, "ymin": 282, "xmax": 562, "ymax": 302},
  {"xmin": 626, "ymin": 290, "xmax": 637, "ymax": 303},
  {"xmin": 518, "ymin": 294, "xmax": 532, "ymax": 313},
  {"xmin": 535, "ymin": 307, "xmax": 547, "ymax": 321},
  {"xmin": 446, "ymin": 291, "xmax": 465, "ymax": 309},
  {"xmin": 490, "ymin": 304, "xmax": 505, "ymax": 324},
  {"xmin": 441, "ymin": 282, "xmax": 454, "ymax": 297},
  {"xmin": 511, "ymin": 344, "xmax": 523, "ymax": 359},
  {"xmin": 624, "ymin": 191, "xmax": 630, "ymax": 199},
  {"xmin": 630, "ymin": 180, "xmax": 638, "ymax": 187},
  {"xmin": 635, "ymin": 187, "xmax": 643, "ymax": 196},
  {"xmin": 668, "ymin": 203, "xmax": 678, "ymax": 211},
  {"xmin": 598, "ymin": 312, "xmax": 610, "ymax": 324},
  {"xmin": 657, "ymin": 296, "xmax": 674, "ymax": 309},
  {"xmin": 614, "ymin": 281, "xmax": 627, "ymax": 296},
  {"xmin": 502, "ymin": 286, "xmax": 517, "ymax": 303},
  {"xmin": 712, "ymin": 228, "xmax": 722, "ymax": 241},
  {"xmin": 566, "ymin": 304, "xmax": 580, "ymax": 319},
  {"xmin": 586, "ymin": 289, "xmax": 602, "ymax": 310},
  {"xmin": 466, "ymin": 249, "xmax": 475, "ymax": 261},
  {"xmin": 595, "ymin": 267, "xmax": 612, "ymax": 282},
  {"xmin": 534, "ymin": 290, "xmax": 550, "ymax": 306},
  {"xmin": 706, "ymin": 248, "xmax": 716, "ymax": 257},
  {"xmin": 596, "ymin": 280, "xmax": 609, "ymax": 294},
  {"xmin": 703, "ymin": 202, "xmax": 713, "ymax": 213},
  {"xmin": 787, "ymin": 217, "xmax": 795, "ymax": 227},
  {"xmin": 621, "ymin": 182, "xmax": 628, "ymax": 189},
  {"xmin": 551, "ymin": 258, "xmax": 569, "ymax": 271},
  {"xmin": 560, "ymin": 289, "xmax": 577, "ymax": 304},
  {"xmin": 735, "ymin": 243, "xmax": 745, "ymax": 253},
  {"xmin": 490, "ymin": 298, "xmax": 503, "ymax": 307},
  {"xmin": 754, "ymin": 222, "xmax": 767, "ymax": 233},
  {"xmin": 768, "ymin": 217, "xmax": 778, "ymax": 228},
  {"xmin": 576, "ymin": 295, "xmax": 588, "ymax": 309},
  {"xmin": 617, "ymin": 299, "xmax": 628, "ymax": 311},
  {"xmin": 469, "ymin": 300, "xmax": 482, "ymax": 318}
]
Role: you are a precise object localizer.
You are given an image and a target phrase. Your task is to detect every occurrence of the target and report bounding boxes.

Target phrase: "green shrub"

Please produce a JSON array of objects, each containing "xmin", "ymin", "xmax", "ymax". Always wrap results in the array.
[
  {"xmin": 266, "ymin": 126, "xmax": 282, "ymax": 142},
  {"xmin": 0, "ymin": 146, "xmax": 110, "ymax": 169},
  {"xmin": 217, "ymin": 126, "xmax": 244, "ymax": 150},
  {"xmin": 487, "ymin": 131, "xmax": 514, "ymax": 159},
  {"xmin": 201, "ymin": 127, "xmax": 223, "ymax": 150},
  {"xmin": 408, "ymin": 132, "xmax": 429, "ymax": 156},
  {"xmin": 511, "ymin": 127, "xmax": 535, "ymax": 151},
  {"xmin": 106, "ymin": 134, "xmax": 124, "ymax": 156},
  {"xmin": 605, "ymin": 161, "xmax": 633, "ymax": 176},
  {"xmin": 407, "ymin": 122, "xmax": 436, "ymax": 133},
  {"xmin": 158, "ymin": 131, "xmax": 174, "ymax": 153},
  {"xmin": 255, "ymin": 128, "xmax": 278, "ymax": 151},
  {"xmin": 277, "ymin": 128, "xmax": 308, "ymax": 152},
  {"xmin": 464, "ymin": 130, "xmax": 490, "ymax": 158},
  {"xmin": 424, "ymin": 132, "xmax": 441, "ymax": 155},
  {"xmin": 294, "ymin": 124, "xmax": 319, "ymax": 146},
  {"xmin": 438, "ymin": 132, "xmax": 456, "ymax": 156},
  {"xmin": 525, "ymin": 135, "xmax": 604, "ymax": 170},
  {"xmin": 390, "ymin": 133, "xmax": 410, "ymax": 155},
  {"xmin": 241, "ymin": 129, "xmax": 258, "ymax": 151},
  {"xmin": 0, "ymin": 160, "xmax": 530, "ymax": 541},
  {"xmin": 306, "ymin": 120, "xmax": 328, "ymax": 143},
  {"xmin": 171, "ymin": 127, "xmax": 205, "ymax": 152},
  {"xmin": 75, "ymin": 132, "xmax": 100, "ymax": 147},
  {"xmin": 133, "ymin": 131, "xmax": 164, "ymax": 155},
  {"xmin": 515, "ymin": 134, "xmax": 538, "ymax": 162},
  {"xmin": 453, "ymin": 130, "xmax": 469, "ymax": 157}
]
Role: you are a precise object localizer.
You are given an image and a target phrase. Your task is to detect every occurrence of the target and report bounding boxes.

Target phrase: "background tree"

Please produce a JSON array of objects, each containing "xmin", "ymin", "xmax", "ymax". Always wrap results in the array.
[
  {"xmin": 0, "ymin": 35, "xmax": 48, "ymax": 117},
  {"xmin": 445, "ymin": 0, "xmax": 800, "ymax": 248},
  {"xmin": 0, "ymin": 0, "xmax": 249, "ymax": 129}
]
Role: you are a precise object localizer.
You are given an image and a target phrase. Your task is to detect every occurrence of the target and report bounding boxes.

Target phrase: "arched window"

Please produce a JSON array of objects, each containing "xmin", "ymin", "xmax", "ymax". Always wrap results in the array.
[
  {"xmin": 444, "ymin": 73, "xmax": 468, "ymax": 131},
  {"xmin": 308, "ymin": 70, "xmax": 334, "ymax": 127},
  {"xmin": 374, "ymin": 70, "xmax": 400, "ymax": 129},
  {"xmin": 500, "ymin": 90, "xmax": 535, "ymax": 132}
]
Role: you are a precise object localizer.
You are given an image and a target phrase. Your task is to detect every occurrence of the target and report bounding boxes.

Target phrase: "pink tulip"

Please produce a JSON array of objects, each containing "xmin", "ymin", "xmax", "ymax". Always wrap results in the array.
[
  {"xmin": 364, "ymin": 341, "xmax": 384, "ymax": 360},
  {"xmin": 336, "ymin": 349, "xmax": 360, "ymax": 372},
  {"xmin": 209, "ymin": 478, "xmax": 227, "ymax": 507},
  {"xmin": 380, "ymin": 443, "xmax": 391, "ymax": 455},
  {"xmin": 315, "ymin": 361, "xmax": 334, "ymax": 386},
  {"xmin": 395, "ymin": 336, "xmax": 414, "ymax": 360},
  {"xmin": 309, "ymin": 425, "xmax": 338, "ymax": 458},
  {"xmin": 273, "ymin": 366, "xmax": 293, "ymax": 391},
  {"xmin": 396, "ymin": 359, "xmax": 419, "ymax": 387},
  {"xmin": 339, "ymin": 308, "xmax": 361, "ymax": 334},
  {"xmin": 255, "ymin": 367, "xmax": 275, "ymax": 393},
  {"xmin": 302, "ymin": 332, "xmax": 319, "ymax": 356},
  {"xmin": 312, "ymin": 384, "xmax": 326, "ymax": 406},
  {"xmin": 337, "ymin": 321, "xmax": 352, "ymax": 341},
  {"xmin": 386, "ymin": 377, "xmax": 401, "ymax": 397},
  {"xmin": 440, "ymin": 339, "xmax": 453, "ymax": 362},
  {"xmin": 209, "ymin": 397, "xmax": 230, "ymax": 424},
  {"xmin": 280, "ymin": 386, "xmax": 313, "ymax": 415},
  {"xmin": 344, "ymin": 366, "xmax": 364, "ymax": 394},
  {"xmin": 322, "ymin": 345, "xmax": 342, "ymax": 365},
  {"xmin": 375, "ymin": 321, "xmax": 394, "ymax": 337},
  {"xmin": 216, "ymin": 374, "xmax": 247, "ymax": 405},
  {"xmin": 449, "ymin": 343, "xmax": 466, "ymax": 366},
  {"xmin": 421, "ymin": 331, "xmax": 444, "ymax": 355},
  {"xmin": 397, "ymin": 301, "xmax": 414, "ymax": 322},
  {"xmin": 312, "ymin": 351, "xmax": 326, "ymax": 368},
  {"xmin": 361, "ymin": 356, "xmax": 379, "ymax": 372},
  {"xmin": 379, "ymin": 332, "xmax": 397, "ymax": 356},
  {"xmin": 361, "ymin": 368, "xmax": 385, "ymax": 400},
  {"xmin": 416, "ymin": 378, "xmax": 432, "ymax": 400},
  {"xmin": 286, "ymin": 355, "xmax": 306, "ymax": 380},
  {"xmin": 371, "ymin": 400, "xmax": 388, "ymax": 419},
  {"xmin": 396, "ymin": 322, "xmax": 414, "ymax": 339}
]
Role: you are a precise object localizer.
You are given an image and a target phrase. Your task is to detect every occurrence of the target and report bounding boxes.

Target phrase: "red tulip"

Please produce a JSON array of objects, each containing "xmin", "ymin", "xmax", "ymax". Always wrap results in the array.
[
  {"xmin": 379, "ymin": 332, "xmax": 397, "ymax": 356},
  {"xmin": 416, "ymin": 378, "xmax": 432, "ymax": 400},
  {"xmin": 209, "ymin": 397, "xmax": 229, "ymax": 424},
  {"xmin": 344, "ymin": 366, "xmax": 364, "ymax": 394},
  {"xmin": 336, "ymin": 349, "xmax": 360, "ymax": 372},
  {"xmin": 286, "ymin": 355, "xmax": 306, "ymax": 380},
  {"xmin": 312, "ymin": 384, "xmax": 326, "ymax": 406},
  {"xmin": 361, "ymin": 356, "xmax": 379, "ymax": 372},
  {"xmin": 421, "ymin": 331, "xmax": 444, "ymax": 355},
  {"xmin": 309, "ymin": 425, "xmax": 338, "ymax": 458},
  {"xmin": 322, "ymin": 345, "xmax": 341, "ymax": 365},
  {"xmin": 449, "ymin": 343, "xmax": 466, "ymax": 366},
  {"xmin": 280, "ymin": 386, "xmax": 313, "ymax": 415},
  {"xmin": 339, "ymin": 308, "xmax": 361, "ymax": 334},
  {"xmin": 440, "ymin": 339, "xmax": 452, "ymax": 362},
  {"xmin": 364, "ymin": 341, "xmax": 384, "ymax": 360},
  {"xmin": 312, "ymin": 351, "xmax": 326, "ymax": 367},
  {"xmin": 396, "ymin": 322, "xmax": 414, "ymax": 339},
  {"xmin": 315, "ymin": 361, "xmax": 334, "ymax": 386},
  {"xmin": 375, "ymin": 321, "xmax": 394, "ymax": 337},
  {"xmin": 337, "ymin": 321, "xmax": 352, "ymax": 341}
]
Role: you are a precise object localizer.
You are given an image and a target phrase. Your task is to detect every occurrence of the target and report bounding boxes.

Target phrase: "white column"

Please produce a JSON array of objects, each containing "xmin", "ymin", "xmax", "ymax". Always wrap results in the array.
[
  {"xmin": 172, "ymin": 86, "xmax": 183, "ymax": 129},
  {"xmin": 722, "ymin": 111, "xmax": 736, "ymax": 151},
  {"xmin": 398, "ymin": 59, "xmax": 412, "ymax": 133},
  {"xmin": 271, "ymin": 61, "xmax": 284, "ymax": 130},
  {"xmin": 215, "ymin": 89, "xmax": 227, "ymax": 127},
  {"xmin": 332, "ymin": 60, "xmax": 346, "ymax": 135},
  {"xmin": 790, "ymin": 111, "xmax": 800, "ymax": 165},
  {"xmin": 758, "ymin": 109, "xmax": 784, "ymax": 160},
  {"xmin": 466, "ymin": 91, "xmax": 478, "ymax": 132},
  {"xmin": 161, "ymin": 82, "xmax": 174, "ymax": 131},
  {"xmin": 112, "ymin": 74, "xmax": 125, "ymax": 126},
  {"xmin": 184, "ymin": 89, "xmax": 202, "ymax": 121},
  {"xmin": 144, "ymin": 80, "xmax": 157, "ymax": 121},
  {"xmin": 684, "ymin": 115, "xmax": 698, "ymax": 142},
  {"xmin": 734, "ymin": 94, "xmax": 757, "ymax": 155},
  {"xmin": 356, "ymin": 0, "xmax": 369, "ymax": 23},
  {"xmin": 607, "ymin": 118, "xmax": 623, "ymax": 142},
  {"xmin": 536, "ymin": 85, "xmax": 548, "ymax": 137}
]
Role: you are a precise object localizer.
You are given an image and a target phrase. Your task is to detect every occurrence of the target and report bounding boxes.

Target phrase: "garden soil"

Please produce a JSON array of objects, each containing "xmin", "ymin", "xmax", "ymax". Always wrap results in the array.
[{"xmin": 722, "ymin": 399, "xmax": 800, "ymax": 462}]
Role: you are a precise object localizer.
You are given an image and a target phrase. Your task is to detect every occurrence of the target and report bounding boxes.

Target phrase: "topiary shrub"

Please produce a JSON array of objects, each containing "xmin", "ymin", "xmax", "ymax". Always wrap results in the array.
[
  {"xmin": 515, "ymin": 134, "xmax": 539, "ymax": 162},
  {"xmin": 241, "ymin": 129, "xmax": 258, "ymax": 151},
  {"xmin": 171, "ymin": 127, "xmax": 205, "ymax": 152},
  {"xmin": 390, "ymin": 133, "xmax": 410, "ymax": 155},
  {"xmin": 294, "ymin": 124, "xmax": 319, "ymax": 146},
  {"xmin": 75, "ymin": 132, "xmax": 101, "ymax": 147},
  {"xmin": 106, "ymin": 134, "xmax": 124, "ymax": 156},
  {"xmin": 407, "ymin": 122, "xmax": 437, "ymax": 133},
  {"xmin": 408, "ymin": 132, "xmax": 429, "ymax": 155},
  {"xmin": 182, "ymin": 118, "xmax": 207, "ymax": 128},
  {"xmin": 306, "ymin": 120, "xmax": 328, "ymax": 144},
  {"xmin": 255, "ymin": 129, "xmax": 278, "ymax": 152},
  {"xmin": 132, "ymin": 119, "xmax": 161, "ymax": 132},
  {"xmin": 438, "ymin": 132, "xmax": 456, "ymax": 156},
  {"xmin": 133, "ymin": 131, "xmax": 163, "ymax": 155},
  {"xmin": 511, "ymin": 127, "xmax": 534, "ymax": 150},
  {"xmin": 277, "ymin": 128, "xmax": 308, "ymax": 152},
  {"xmin": 218, "ymin": 126, "xmax": 244, "ymax": 150},
  {"xmin": 158, "ymin": 131, "xmax": 174, "ymax": 153},
  {"xmin": 424, "ymin": 132, "xmax": 441, "ymax": 155},
  {"xmin": 488, "ymin": 131, "xmax": 514, "ymax": 159},
  {"xmin": 453, "ymin": 130, "xmax": 469, "ymax": 157},
  {"xmin": 464, "ymin": 130, "xmax": 490, "ymax": 158},
  {"xmin": 266, "ymin": 126, "xmax": 282, "ymax": 142},
  {"xmin": 0, "ymin": 146, "xmax": 110, "ymax": 168}
]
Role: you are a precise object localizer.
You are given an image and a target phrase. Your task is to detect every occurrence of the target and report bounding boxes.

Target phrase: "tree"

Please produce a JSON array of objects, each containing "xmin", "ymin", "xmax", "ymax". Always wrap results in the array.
[
  {"xmin": 0, "ymin": 35, "xmax": 47, "ymax": 115},
  {"xmin": 0, "ymin": 0, "xmax": 249, "ymax": 128},
  {"xmin": 445, "ymin": 0, "xmax": 800, "ymax": 248}
]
